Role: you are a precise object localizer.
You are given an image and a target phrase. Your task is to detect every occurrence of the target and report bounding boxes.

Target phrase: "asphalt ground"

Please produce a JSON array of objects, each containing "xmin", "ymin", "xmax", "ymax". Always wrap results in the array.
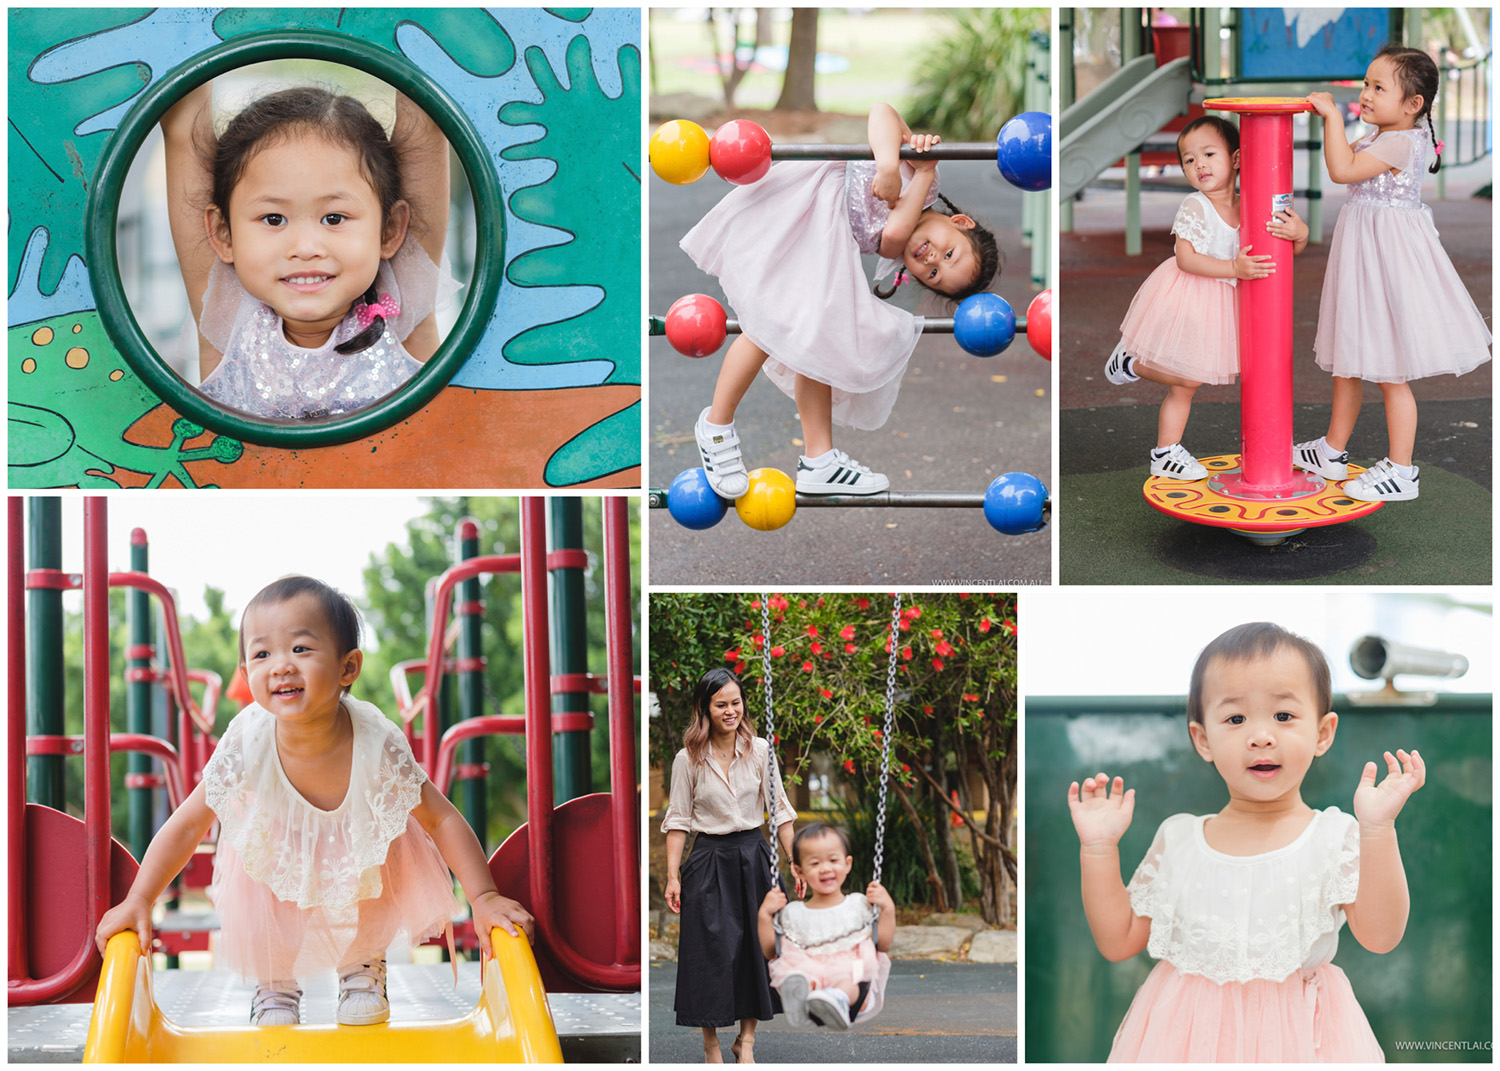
[
  {"xmin": 1059, "ymin": 160, "xmax": 1492, "ymax": 584},
  {"xmin": 648, "ymin": 153, "xmax": 1052, "ymax": 586},
  {"xmin": 648, "ymin": 960, "xmax": 1018, "ymax": 1064}
]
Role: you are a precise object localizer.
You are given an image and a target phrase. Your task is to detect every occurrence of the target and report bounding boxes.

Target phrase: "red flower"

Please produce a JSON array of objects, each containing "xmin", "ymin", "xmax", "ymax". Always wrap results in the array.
[
  {"xmin": 810, "ymin": 641, "xmax": 823, "ymax": 654},
  {"xmin": 840, "ymin": 624, "xmax": 856, "ymax": 641},
  {"xmin": 856, "ymin": 597, "xmax": 869, "ymax": 610},
  {"xmin": 901, "ymin": 646, "xmax": 913, "ymax": 661},
  {"xmin": 922, "ymin": 705, "xmax": 934, "ymax": 714},
  {"xmin": 963, "ymin": 693, "xmax": 980, "ymax": 702},
  {"xmin": 750, "ymin": 599, "xmax": 762, "ymax": 610},
  {"xmin": 843, "ymin": 760, "xmax": 856, "ymax": 773},
  {"xmin": 823, "ymin": 651, "xmax": 833, "ymax": 660},
  {"xmin": 806, "ymin": 625, "xmax": 819, "ymax": 637},
  {"xmin": 733, "ymin": 662, "xmax": 746, "ymax": 674},
  {"xmin": 901, "ymin": 763, "xmax": 911, "ymax": 772},
  {"xmin": 798, "ymin": 600, "xmax": 807, "ymax": 609},
  {"xmin": 845, "ymin": 643, "xmax": 857, "ymax": 654},
  {"xmin": 930, "ymin": 629, "xmax": 943, "ymax": 640},
  {"xmin": 814, "ymin": 714, "xmax": 823, "ymax": 723},
  {"xmin": 1003, "ymin": 618, "xmax": 1017, "ymax": 637},
  {"xmin": 958, "ymin": 593, "xmax": 969, "ymax": 600},
  {"xmin": 753, "ymin": 634, "xmax": 765, "ymax": 648},
  {"xmin": 769, "ymin": 595, "xmax": 789, "ymax": 611},
  {"xmin": 724, "ymin": 647, "xmax": 741, "ymax": 661},
  {"xmin": 816, "ymin": 598, "xmax": 825, "ymax": 608},
  {"xmin": 873, "ymin": 729, "xmax": 882, "ymax": 739},
  {"xmin": 819, "ymin": 688, "xmax": 833, "ymax": 699},
  {"xmin": 909, "ymin": 605, "xmax": 922, "ymax": 618},
  {"xmin": 898, "ymin": 618, "xmax": 910, "ymax": 631},
  {"xmin": 932, "ymin": 657, "xmax": 945, "ymax": 671},
  {"xmin": 770, "ymin": 645, "xmax": 785, "ymax": 657},
  {"xmin": 935, "ymin": 640, "xmax": 955, "ymax": 657},
  {"xmin": 801, "ymin": 661, "xmax": 814, "ymax": 673},
  {"xmin": 979, "ymin": 618, "xmax": 992, "ymax": 633},
  {"xmin": 772, "ymin": 734, "xmax": 779, "ymax": 744},
  {"xmin": 884, "ymin": 637, "xmax": 893, "ymax": 654}
]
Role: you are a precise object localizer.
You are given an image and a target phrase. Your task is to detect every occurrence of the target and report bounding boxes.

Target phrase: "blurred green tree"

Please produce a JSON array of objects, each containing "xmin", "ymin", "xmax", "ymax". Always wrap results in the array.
[{"xmin": 904, "ymin": 9, "xmax": 1048, "ymax": 141}]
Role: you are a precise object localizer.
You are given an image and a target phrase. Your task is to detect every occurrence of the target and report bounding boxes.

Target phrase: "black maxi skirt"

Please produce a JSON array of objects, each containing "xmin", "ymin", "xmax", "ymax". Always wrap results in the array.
[{"xmin": 674, "ymin": 828, "xmax": 784, "ymax": 1028}]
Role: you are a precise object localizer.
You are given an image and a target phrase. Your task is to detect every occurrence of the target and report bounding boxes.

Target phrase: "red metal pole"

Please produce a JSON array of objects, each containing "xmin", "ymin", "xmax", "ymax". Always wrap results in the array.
[
  {"xmin": 84, "ymin": 499, "xmax": 112, "ymax": 947},
  {"xmin": 521, "ymin": 498, "xmax": 556, "ymax": 937},
  {"xmin": 603, "ymin": 498, "xmax": 639, "ymax": 966},
  {"xmin": 9, "ymin": 497, "xmax": 28, "ymax": 983}
]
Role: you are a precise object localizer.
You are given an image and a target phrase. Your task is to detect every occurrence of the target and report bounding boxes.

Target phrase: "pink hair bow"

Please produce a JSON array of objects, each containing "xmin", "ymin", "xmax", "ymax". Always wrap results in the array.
[
  {"xmin": 1434, "ymin": 139, "xmax": 1446, "ymax": 155},
  {"xmin": 893, "ymin": 271, "xmax": 910, "ymax": 289},
  {"xmin": 355, "ymin": 293, "xmax": 400, "ymax": 330}
]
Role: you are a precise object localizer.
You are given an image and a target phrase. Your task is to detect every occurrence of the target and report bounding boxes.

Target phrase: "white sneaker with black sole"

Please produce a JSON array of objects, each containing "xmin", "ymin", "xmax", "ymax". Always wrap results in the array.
[
  {"xmin": 1149, "ymin": 443, "xmax": 1207, "ymax": 481},
  {"xmin": 694, "ymin": 407, "xmax": 750, "ymax": 499},
  {"xmin": 1104, "ymin": 343, "xmax": 1140, "ymax": 384},
  {"xmin": 1342, "ymin": 458, "xmax": 1418, "ymax": 502},
  {"xmin": 1292, "ymin": 438, "xmax": 1349, "ymax": 480},
  {"xmin": 795, "ymin": 450, "xmax": 889, "ymax": 494}
]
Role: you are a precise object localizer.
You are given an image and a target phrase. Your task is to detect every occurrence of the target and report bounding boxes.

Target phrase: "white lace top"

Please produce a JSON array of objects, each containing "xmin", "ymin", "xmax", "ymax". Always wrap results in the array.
[
  {"xmin": 1126, "ymin": 808, "xmax": 1361, "ymax": 985},
  {"xmin": 844, "ymin": 160, "xmax": 942, "ymax": 281},
  {"xmin": 1171, "ymin": 190, "xmax": 1241, "ymax": 264},
  {"xmin": 202, "ymin": 698, "xmax": 427, "ymax": 910},
  {"xmin": 780, "ymin": 892, "xmax": 876, "ymax": 956}
]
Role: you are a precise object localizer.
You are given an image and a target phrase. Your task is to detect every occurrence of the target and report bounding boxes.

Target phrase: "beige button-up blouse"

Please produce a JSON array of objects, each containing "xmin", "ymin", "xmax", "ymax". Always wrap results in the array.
[{"xmin": 660, "ymin": 735, "xmax": 797, "ymax": 834}]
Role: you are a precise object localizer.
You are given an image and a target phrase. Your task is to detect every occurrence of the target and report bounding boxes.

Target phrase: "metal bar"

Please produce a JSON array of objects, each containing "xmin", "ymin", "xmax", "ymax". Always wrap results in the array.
[
  {"xmin": 25, "ymin": 735, "xmax": 186, "ymax": 810},
  {"xmin": 769, "ymin": 143, "xmax": 995, "ymax": 161},
  {"xmin": 548, "ymin": 499, "xmax": 591, "ymax": 803},
  {"xmin": 127, "ymin": 529, "xmax": 153, "ymax": 862},
  {"xmin": 84, "ymin": 499, "xmax": 111, "ymax": 955},
  {"xmin": 431, "ymin": 713, "xmax": 595, "ymax": 795},
  {"xmin": 26, "ymin": 498, "xmax": 64, "ymax": 809},
  {"xmin": 108, "ymin": 572, "xmax": 207, "ymax": 734},
  {"xmin": 9, "ymin": 497, "xmax": 28, "ymax": 984},
  {"xmin": 603, "ymin": 498, "xmax": 639, "ymax": 968},
  {"xmin": 651, "ymin": 316, "xmax": 1029, "ymax": 336},
  {"xmin": 649, "ymin": 489, "xmax": 990, "ymax": 509},
  {"xmin": 456, "ymin": 519, "xmax": 487, "ymax": 843}
]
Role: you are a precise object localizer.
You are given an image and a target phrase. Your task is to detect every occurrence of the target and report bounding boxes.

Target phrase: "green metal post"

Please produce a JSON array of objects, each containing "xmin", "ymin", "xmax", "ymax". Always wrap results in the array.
[
  {"xmin": 456, "ymin": 519, "xmax": 488, "ymax": 842},
  {"xmin": 127, "ymin": 528, "xmax": 154, "ymax": 861},
  {"xmin": 1060, "ymin": 8, "xmax": 1075, "ymax": 234},
  {"xmin": 549, "ymin": 499, "xmax": 591, "ymax": 802},
  {"xmin": 1122, "ymin": 8, "xmax": 1143, "ymax": 256},
  {"xmin": 1028, "ymin": 28, "xmax": 1052, "ymax": 287},
  {"xmin": 25, "ymin": 498, "xmax": 64, "ymax": 808}
]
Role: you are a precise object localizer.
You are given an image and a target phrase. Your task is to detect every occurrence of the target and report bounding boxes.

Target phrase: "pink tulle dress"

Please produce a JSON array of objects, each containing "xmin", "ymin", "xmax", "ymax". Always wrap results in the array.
[
  {"xmin": 1109, "ymin": 190, "xmax": 1240, "ymax": 385},
  {"xmin": 203, "ymin": 698, "xmax": 459, "ymax": 983},
  {"xmin": 767, "ymin": 892, "xmax": 892, "ymax": 1022},
  {"xmin": 680, "ymin": 160, "xmax": 938, "ymax": 430},
  {"xmin": 1109, "ymin": 808, "xmax": 1384, "ymax": 1063},
  {"xmin": 196, "ymin": 239, "xmax": 446, "ymax": 420},
  {"xmin": 1314, "ymin": 127, "xmax": 1491, "ymax": 382}
]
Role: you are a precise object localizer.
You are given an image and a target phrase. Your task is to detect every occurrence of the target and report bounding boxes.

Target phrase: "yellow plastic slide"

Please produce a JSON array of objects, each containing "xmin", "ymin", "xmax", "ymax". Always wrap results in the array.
[{"xmin": 82, "ymin": 929, "xmax": 563, "ymax": 1062}]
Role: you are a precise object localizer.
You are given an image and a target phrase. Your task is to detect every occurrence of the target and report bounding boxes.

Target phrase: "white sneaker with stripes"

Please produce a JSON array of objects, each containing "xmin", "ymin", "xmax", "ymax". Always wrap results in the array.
[
  {"xmin": 1149, "ymin": 443, "xmax": 1207, "ymax": 481},
  {"xmin": 1342, "ymin": 458, "xmax": 1419, "ymax": 501},
  {"xmin": 1292, "ymin": 437, "xmax": 1349, "ymax": 480},
  {"xmin": 795, "ymin": 450, "xmax": 889, "ymax": 494},
  {"xmin": 694, "ymin": 407, "xmax": 750, "ymax": 499}
]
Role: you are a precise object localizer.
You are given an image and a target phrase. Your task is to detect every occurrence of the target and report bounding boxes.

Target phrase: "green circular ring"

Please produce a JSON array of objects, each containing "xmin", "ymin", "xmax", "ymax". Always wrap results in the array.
[{"xmin": 85, "ymin": 30, "xmax": 503, "ymax": 449}]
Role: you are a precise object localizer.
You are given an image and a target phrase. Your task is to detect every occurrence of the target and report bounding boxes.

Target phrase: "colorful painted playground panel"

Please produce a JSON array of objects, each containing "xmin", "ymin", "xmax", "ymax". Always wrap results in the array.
[{"xmin": 8, "ymin": 8, "xmax": 642, "ymax": 490}]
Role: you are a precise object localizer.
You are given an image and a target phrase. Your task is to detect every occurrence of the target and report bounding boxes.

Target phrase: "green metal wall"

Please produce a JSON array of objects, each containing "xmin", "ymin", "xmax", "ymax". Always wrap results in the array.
[{"xmin": 1026, "ymin": 695, "xmax": 1492, "ymax": 1063}]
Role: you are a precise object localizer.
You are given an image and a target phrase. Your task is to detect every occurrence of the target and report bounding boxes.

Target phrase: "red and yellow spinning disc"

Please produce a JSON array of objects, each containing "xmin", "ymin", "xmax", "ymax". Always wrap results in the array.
[{"xmin": 1144, "ymin": 454, "xmax": 1384, "ymax": 538}]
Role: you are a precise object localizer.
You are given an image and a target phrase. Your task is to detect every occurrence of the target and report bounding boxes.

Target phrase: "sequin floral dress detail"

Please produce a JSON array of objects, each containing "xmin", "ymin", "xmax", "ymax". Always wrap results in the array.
[
  {"xmin": 203, "ymin": 698, "xmax": 459, "ymax": 983},
  {"xmin": 197, "ymin": 239, "xmax": 441, "ymax": 420},
  {"xmin": 767, "ymin": 892, "xmax": 891, "ymax": 1022},
  {"xmin": 1108, "ymin": 808, "xmax": 1384, "ymax": 1063},
  {"xmin": 1315, "ymin": 128, "xmax": 1491, "ymax": 382},
  {"xmin": 680, "ymin": 160, "xmax": 939, "ymax": 429},
  {"xmin": 1110, "ymin": 191, "xmax": 1240, "ymax": 385}
]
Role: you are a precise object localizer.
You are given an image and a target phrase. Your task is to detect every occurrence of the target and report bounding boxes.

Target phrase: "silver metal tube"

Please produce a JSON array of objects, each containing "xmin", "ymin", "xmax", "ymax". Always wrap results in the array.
[
  {"xmin": 770, "ymin": 143, "xmax": 996, "ymax": 161},
  {"xmin": 723, "ymin": 317, "xmax": 1029, "ymax": 336}
]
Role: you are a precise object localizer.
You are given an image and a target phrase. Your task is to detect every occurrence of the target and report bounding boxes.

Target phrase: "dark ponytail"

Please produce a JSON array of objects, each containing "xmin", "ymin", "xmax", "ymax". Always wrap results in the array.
[
  {"xmin": 1374, "ymin": 44, "xmax": 1442, "ymax": 174},
  {"xmin": 335, "ymin": 281, "xmax": 386, "ymax": 355}
]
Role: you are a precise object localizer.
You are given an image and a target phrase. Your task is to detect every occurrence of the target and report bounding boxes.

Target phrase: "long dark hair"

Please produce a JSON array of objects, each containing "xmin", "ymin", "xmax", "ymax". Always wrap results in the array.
[
  {"xmin": 683, "ymin": 667, "xmax": 756, "ymax": 766},
  {"xmin": 209, "ymin": 86, "xmax": 406, "ymax": 354},
  {"xmin": 1374, "ymin": 44, "xmax": 1442, "ymax": 174},
  {"xmin": 874, "ymin": 194, "xmax": 1000, "ymax": 304}
]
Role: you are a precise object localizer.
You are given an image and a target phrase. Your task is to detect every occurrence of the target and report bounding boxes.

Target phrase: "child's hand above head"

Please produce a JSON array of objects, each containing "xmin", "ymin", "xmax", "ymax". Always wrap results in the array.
[
  {"xmin": 1353, "ymin": 749, "xmax": 1426, "ymax": 830},
  {"xmin": 760, "ymin": 885, "xmax": 788, "ymax": 919},
  {"xmin": 1068, "ymin": 773, "xmax": 1136, "ymax": 850},
  {"xmin": 904, "ymin": 132, "xmax": 941, "ymax": 154},
  {"xmin": 1305, "ymin": 92, "xmax": 1341, "ymax": 121},
  {"xmin": 1233, "ymin": 245, "xmax": 1276, "ymax": 280},
  {"xmin": 865, "ymin": 880, "xmax": 895, "ymax": 914},
  {"xmin": 1266, "ymin": 206, "xmax": 1309, "ymax": 244},
  {"xmin": 471, "ymin": 890, "xmax": 535, "ymax": 946},
  {"xmin": 95, "ymin": 892, "xmax": 154, "ymax": 957}
]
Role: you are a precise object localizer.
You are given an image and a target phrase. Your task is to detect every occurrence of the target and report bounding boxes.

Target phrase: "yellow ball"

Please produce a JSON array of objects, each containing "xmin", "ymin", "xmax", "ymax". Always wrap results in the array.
[
  {"xmin": 735, "ymin": 468, "xmax": 797, "ymax": 531},
  {"xmin": 649, "ymin": 120, "xmax": 712, "ymax": 185}
]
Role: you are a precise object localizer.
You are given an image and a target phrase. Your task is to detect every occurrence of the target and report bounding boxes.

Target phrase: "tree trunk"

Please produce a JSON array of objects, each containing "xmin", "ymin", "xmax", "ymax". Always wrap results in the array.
[
  {"xmin": 930, "ymin": 734, "xmax": 963, "ymax": 910},
  {"xmin": 774, "ymin": 8, "xmax": 819, "ymax": 112},
  {"xmin": 891, "ymin": 778, "xmax": 946, "ymax": 912}
]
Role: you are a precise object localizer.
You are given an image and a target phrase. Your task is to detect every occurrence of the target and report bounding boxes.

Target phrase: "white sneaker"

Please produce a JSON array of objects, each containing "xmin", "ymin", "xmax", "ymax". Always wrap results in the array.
[
  {"xmin": 1149, "ymin": 443, "xmax": 1207, "ymax": 481},
  {"xmin": 1292, "ymin": 437, "xmax": 1349, "ymax": 480},
  {"xmin": 795, "ymin": 450, "xmax": 890, "ymax": 495},
  {"xmin": 778, "ymin": 971, "xmax": 812, "ymax": 1028},
  {"xmin": 806, "ymin": 986, "xmax": 852, "ymax": 1030},
  {"xmin": 694, "ymin": 407, "xmax": 749, "ymax": 498},
  {"xmin": 1104, "ymin": 343, "xmax": 1140, "ymax": 384},
  {"xmin": 338, "ymin": 959, "xmax": 390, "ymax": 1025},
  {"xmin": 251, "ymin": 980, "xmax": 302, "ymax": 1026},
  {"xmin": 1342, "ymin": 458, "xmax": 1419, "ymax": 502}
]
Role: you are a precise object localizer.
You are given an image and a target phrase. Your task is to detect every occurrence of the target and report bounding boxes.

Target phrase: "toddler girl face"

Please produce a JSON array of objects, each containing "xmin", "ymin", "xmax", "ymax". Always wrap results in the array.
[
  {"xmin": 208, "ymin": 131, "xmax": 408, "ymax": 345},
  {"xmin": 240, "ymin": 591, "xmax": 362, "ymax": 720},
  {"xmin": 792, "ymin": 829, "xmax": 853, "ymax": 897},
  {"xmin": 1177, "ymin": 126, "xmax": 1238, "ymax": 196},
  {"xmin": 1188, "ymin": 645, "xmax": 1336, "ymax": 802},
  {"xmin": 901, "ymin": 212, "xmax": 979, "ymax": 294},
  {"xmin": 1358, "ymin": 54, "xmax": 1418, "ymax": 129}
]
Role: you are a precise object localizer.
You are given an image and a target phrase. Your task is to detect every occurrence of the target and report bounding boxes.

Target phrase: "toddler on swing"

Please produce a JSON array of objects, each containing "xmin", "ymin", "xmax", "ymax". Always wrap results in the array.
[{"xmin": 757, "ymin": 822, "xmax": 895, "ymax": 1030}]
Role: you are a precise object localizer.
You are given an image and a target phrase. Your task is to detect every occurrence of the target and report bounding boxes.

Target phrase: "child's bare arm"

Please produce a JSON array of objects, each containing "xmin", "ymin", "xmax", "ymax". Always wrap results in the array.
[
  {"xmin": 413, "ymin": 780, "xmax": 535, "ymax": 944},
  {"xmin": 1266, "ymin": 206, "xmax": 1310, "ymax": 256},
  {"xmin": 1345, "ymin": 750, "xmax": 1424, "ymax": 953},
  {"xmin": 758, "ymin": 886, "xmax": 787, "ymax": 959},
  {"xmin": 1176, "ymin": 237, "xmax": 1275, "ymax": 281},
  {"xmin": 159, "ymin": 82, "xmax": 223, "ymax": 378},
  {"xmin": 876, "ymin": 167, "xmax": 937, "ymax": 260},
  {"xmin": 1306, "ymin": 92, "xmax": 1395, "ymax": 184},
  {"xmin": 1068, "ymin": 774, "xmax": 1152, "ymax": 961},
  {"xmin": 867, "ymin": 881, "xmax": 896, "ymax": 952},
  {"xmin": 96, "ymin": 782, "xmax": 216, "ymax": 954}
]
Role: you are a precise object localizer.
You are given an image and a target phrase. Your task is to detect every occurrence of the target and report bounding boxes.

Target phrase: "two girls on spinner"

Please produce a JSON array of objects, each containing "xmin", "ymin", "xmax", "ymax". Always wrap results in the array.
[
  {"xmin": 96, "ymin": 577, "xmax": 532, "ymax": 1026},
  {"xmin": 688, "ymin": 103, "xmax": 1000, "ymax": 499},
  {"xmin": 1294, "ymin": 45, "xmax": 1492, "ymax": 502},
  {"xmin": 1106, "ymin": 117, "xmax": 1310, "ymax": 479},
  {"xmin": 757, "ymin": 823, "xmax": 895, "ymax": 1030},
  {"xmin": 1068, "ymin": 622, "xmax": 1425, "ymax": 1061},
  {"xmin": 162, "ymin": 81, "xmax": 451, "ymax": 420}
]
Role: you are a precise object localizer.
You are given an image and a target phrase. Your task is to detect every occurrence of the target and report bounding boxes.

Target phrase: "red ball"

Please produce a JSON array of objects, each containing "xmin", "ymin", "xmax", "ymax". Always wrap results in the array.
[
  {"xmin": 664, "ymin": 294, "xmax": 727, "ymax": 358},
  {"xmin": 1026, "ymin": 289, "xmax": 1053, "ymax": 361},
  {"xmin": 709, "ymin": 120, "xmax": 773, "ymax": 185}
]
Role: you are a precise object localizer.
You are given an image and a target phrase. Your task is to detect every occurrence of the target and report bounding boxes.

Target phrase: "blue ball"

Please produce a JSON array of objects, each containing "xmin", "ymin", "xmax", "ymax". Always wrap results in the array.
[
  {"xmin": 984, "ymin": 473, "xmax": 1048, "ymax": 535},
  {"xmin": 667, "ymin": 469, "xmax": 729, "ymax": 530},
  {"xmin": 996, "ymin": 111, "xmax": 1052, "ymax": 192},
  {"xmin": 953, "ymin": 293, "xmax": 1016, "ymax": 358}
]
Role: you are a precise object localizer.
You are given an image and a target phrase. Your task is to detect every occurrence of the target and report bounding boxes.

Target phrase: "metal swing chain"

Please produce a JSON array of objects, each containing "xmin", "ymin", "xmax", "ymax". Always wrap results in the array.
[
  {"xmin": 871, "ymin": 592, "xmax": 901, "ymax": 887},
  {"xmin": 760, "ymin": 593, "xmax": 781, "ymax": 880}
]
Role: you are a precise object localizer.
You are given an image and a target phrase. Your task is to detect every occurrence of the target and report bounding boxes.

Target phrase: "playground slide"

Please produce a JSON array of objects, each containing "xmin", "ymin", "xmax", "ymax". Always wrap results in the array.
[
  {"xmin": 82, "ymin": 929, "xmax": 563, "ymax": 1063},
  {"xmin": 1060, "ymin": 55, "xmax": 1193, "ymax": 200}
]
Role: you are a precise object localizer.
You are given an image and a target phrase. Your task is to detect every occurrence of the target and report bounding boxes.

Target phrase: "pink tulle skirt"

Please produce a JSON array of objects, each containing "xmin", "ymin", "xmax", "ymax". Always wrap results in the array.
[
  {"xmin": 210, "ymin": 816, "xmax": 459, "ymax": 983},
  {"xmin": 1109, "ymin": 961, "xmax": 1384, "ymax": 1063},
  {"xmin": 768, "ymin": 937, "xmax": 892, "ymax": 1022},
  {"xmin": 1117, "ymin": 258, "xmax": 1239, "ymax": 385}
]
